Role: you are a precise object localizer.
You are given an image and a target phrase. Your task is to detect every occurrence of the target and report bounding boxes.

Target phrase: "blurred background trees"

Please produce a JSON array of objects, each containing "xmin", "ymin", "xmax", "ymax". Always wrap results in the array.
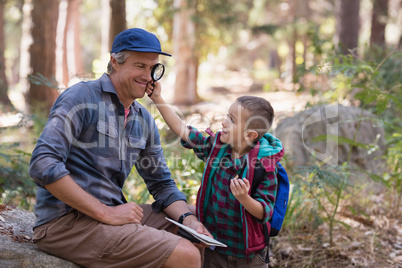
[
  {"xmin": 0, "ymin": 0, "xmax": 400, "ymax": 112},
  {"xmin": 0, "ymin": 0, "xmax": 13, "ymax": 110},
  {"xmin": 0, "ymin": 1, "xmax": 401, "ymax": 265}
]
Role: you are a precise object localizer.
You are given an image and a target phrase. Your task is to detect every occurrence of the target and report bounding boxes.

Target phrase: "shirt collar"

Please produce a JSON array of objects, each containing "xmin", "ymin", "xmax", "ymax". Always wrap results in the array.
[
  {"xmin": 100, "ymin": 73, "xmax": 140, "ymax": 113},
  {"xmin": 223, "ymin": 148, "xmax": 246, "ymax": 170}
]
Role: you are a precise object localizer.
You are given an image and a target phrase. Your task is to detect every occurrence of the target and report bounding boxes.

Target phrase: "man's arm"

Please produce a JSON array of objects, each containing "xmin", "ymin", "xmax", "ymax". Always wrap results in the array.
[
  {"xmin": 45, "ymin": 175, "xmax": 144, "ymax": 225},
  {"xmin": 147, "ymin": 82, "xmax": 190, "ymax": 142}
]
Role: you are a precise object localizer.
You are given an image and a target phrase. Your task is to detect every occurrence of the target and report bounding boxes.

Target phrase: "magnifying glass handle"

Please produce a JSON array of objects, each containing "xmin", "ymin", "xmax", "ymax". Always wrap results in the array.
[{"xmin": 148, "ymin": 81, "xmax": 155, "ymax": 97}]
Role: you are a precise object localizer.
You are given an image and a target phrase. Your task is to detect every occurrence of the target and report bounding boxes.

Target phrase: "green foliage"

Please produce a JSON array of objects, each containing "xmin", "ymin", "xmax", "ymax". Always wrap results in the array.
[
  {"xmin": 0, "ymin": 142, "xmax": 35, "ymax": 210},
  {"xmin": 0, "ymin": 111, "xmax": 49, "ymax": 210},
  {"xmin": 282, "ymin": 183, "xmax": 323, "ymax": 238},
  {"xmin": 0, "ymin": 114, "xmax": 40, "ymax": 210},
  {"xmin": 123, "ymin": 111, "xmax": 205, "ymax": 204},
  {"xmin": 27, "ymin": 73, "xmax": 59, "ymax": 89},
  {"xmin": 154, "ymin": 0, "xmax": 254, "ymax": 61},
  {"xmin": 123, "ymin": 136, "xmax": 204, "ymax": 205},
  {"xmin": 382, "ymin": 129, "xmax": 402, "ymax": 216},
  {"xmin": 328, "ymin": 50, "xmax": 402, "ymax": 114},
  {"xmin": 164, "ymin": 145, "xmax": 204, "ymax": 203},
  {"xmin": 329, "ymin": 49, "xmax": 401, "ymax": 204},
  {"xmin": 284, "ymin": 46, "xmax": 402, "ymax": 243},
  {"xmin": 252, "ymin": 24, "xmax": 280, "ymax": 36},
  {"xmin": 292, "ymin": 163, "xmax": 352, "ymax": 245}
]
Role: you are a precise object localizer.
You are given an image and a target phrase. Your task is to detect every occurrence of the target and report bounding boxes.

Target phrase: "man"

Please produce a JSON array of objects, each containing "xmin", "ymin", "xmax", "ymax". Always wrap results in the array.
[{"xmin": 29, "ymin": 28, "xmax": 209, "ymax": 268}]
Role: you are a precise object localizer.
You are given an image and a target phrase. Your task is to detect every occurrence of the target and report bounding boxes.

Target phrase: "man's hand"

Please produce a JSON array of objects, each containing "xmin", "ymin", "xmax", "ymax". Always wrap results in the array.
[
  {"xmin": 182, "ymin": 214, "xmax": 213, "ymax": 249},
  {"xmin": 182, "ymin": 215, "xmax": 212, "ymax": 238},
  {"xmin": 44, "ymin": 175, "xmax": 144, "ymax": 226},
  {"xmin": 164, "ymin": 201, "xmax": 213, "ymax": 248},
  {"xmin": 102, "ymin": 202, "xmax": 144, "ymax": 225}
]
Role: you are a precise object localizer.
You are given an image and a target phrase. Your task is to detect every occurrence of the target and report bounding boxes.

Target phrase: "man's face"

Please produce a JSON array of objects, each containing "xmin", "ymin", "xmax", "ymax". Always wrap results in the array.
[{"xmin": 111, "ymin": 51, "xmax": 159, "ymax": 102}]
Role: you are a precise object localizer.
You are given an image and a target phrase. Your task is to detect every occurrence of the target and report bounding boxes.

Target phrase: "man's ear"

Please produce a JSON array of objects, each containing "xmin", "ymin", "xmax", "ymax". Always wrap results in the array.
[
  {"xmin": 246, "ymin": 130, "xmax": 259, "ymax": 142},
  {"xmin": 110, "ymin": 55, "xmax": 119, "ymax": 69}
]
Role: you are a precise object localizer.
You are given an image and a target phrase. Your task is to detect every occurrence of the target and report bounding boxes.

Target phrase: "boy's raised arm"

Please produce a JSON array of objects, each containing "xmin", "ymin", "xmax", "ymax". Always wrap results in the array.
[{"xmin": 147, "ymin": 82, "xmax": 190, "ymax": 142}]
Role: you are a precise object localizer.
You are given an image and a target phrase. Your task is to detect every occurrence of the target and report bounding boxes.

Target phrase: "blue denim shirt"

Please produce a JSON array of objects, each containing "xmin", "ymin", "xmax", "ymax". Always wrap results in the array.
[{"xmin": 29, "ymin": 73, "xmax": 186, "ymax": 227}]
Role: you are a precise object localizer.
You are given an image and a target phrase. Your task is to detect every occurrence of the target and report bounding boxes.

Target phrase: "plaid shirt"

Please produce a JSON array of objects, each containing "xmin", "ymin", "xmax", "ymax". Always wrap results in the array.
[{"xmin": 182, "ymin": 127, "xmax": 277, "ymax": 258}]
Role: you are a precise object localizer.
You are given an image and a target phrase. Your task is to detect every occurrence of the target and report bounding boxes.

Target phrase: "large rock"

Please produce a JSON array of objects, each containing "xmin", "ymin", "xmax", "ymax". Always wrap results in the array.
[
  {"xmin": 275, "ymin": 104, "xmax": 386, "ymax": 172},
  {"xmin": 0, "ymin": 206, "xmax": 80, "ymax": 268}
]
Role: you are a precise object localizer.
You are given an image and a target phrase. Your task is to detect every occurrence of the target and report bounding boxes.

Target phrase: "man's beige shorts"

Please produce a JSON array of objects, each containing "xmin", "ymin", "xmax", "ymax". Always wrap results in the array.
[{"xmin": 33, "ymin": 204, "xmax": 181, "ymax": 268}]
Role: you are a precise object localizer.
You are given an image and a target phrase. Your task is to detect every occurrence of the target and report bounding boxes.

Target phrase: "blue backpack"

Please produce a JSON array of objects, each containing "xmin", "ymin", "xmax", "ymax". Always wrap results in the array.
[
  {"xmin": 251, "ymin": 161, "xmax": 290, "ymax": 263},
  {"xmin": 269, "ymin": 162, "xmax": 289, "ymax": 236}
]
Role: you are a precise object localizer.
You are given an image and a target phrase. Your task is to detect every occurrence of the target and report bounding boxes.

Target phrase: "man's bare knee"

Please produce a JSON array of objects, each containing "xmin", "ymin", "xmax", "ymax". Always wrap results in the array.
[{"xmin": 163, "ymin": 239, "xmax": 201, "ymax": 268}]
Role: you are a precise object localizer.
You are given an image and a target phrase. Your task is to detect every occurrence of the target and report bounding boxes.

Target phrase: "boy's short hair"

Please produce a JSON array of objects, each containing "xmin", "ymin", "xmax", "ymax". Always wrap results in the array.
[{"xmin": 236, "ymin": 96, "xmax": 274, "ymax": 141}]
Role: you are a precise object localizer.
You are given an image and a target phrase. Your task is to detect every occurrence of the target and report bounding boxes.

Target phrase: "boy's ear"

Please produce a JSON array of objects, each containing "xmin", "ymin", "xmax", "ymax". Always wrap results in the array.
[{"xmin": 246, "ymin": 130, "xmax": 259, "ymax": 142}]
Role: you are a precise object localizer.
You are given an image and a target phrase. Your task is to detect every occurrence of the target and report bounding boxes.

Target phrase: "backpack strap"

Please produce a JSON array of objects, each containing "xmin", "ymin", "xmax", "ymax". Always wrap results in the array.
[
  {"xmin": 250, "ymin": 160, "xmax": 266, "ymax": 193},
  {"xmin": 263, "ymin": 223, "xmax": 270, "ymax": 263},
  {"xmin": 250, "ymin": 160, "xmax": 271, "ymax": 263}
]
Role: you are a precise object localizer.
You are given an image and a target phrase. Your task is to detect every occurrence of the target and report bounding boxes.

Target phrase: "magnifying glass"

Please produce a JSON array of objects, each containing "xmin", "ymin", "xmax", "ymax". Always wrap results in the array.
[{"xmin": 148, "ymin": 63, "xmax": 165, "ymax": 97}]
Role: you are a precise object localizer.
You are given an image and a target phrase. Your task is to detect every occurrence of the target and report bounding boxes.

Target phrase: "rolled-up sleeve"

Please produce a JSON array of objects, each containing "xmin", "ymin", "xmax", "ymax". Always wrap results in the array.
[
  {"xmin": 180, "ymin": 126, "xmax": 213, "ymax": 162},
  {"xmin": 254, "ymin": 171, "xmax": 277, "ymax": 224}
]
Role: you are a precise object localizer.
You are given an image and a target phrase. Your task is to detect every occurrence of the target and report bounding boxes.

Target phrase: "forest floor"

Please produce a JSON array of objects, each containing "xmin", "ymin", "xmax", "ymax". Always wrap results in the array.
[{"xmin": 269, "ymin": 195, "xmax": 401, "ymax": 267}]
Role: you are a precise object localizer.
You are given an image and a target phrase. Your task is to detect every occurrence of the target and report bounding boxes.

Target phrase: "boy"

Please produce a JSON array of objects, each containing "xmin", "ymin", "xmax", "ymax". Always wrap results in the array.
[{"xmin": 147, "ymin": 83, "xmax": 284, "ymax": 267}]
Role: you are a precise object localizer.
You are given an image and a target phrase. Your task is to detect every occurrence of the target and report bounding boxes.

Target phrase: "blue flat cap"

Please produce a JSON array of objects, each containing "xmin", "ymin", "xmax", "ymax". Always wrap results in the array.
[{"xmin": 111, "ymin": 28, "xmax": 172, "ymax": 56}]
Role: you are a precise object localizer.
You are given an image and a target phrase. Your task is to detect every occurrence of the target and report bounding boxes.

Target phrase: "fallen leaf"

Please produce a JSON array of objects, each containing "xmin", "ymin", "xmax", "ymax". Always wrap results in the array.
[
  {"xmin": 393, "ymin": 255, "xmax": 402, "ymax": 263},
  {"xmin": 349, "ymin": 241, "xmax": 363, "ymax": 249}
]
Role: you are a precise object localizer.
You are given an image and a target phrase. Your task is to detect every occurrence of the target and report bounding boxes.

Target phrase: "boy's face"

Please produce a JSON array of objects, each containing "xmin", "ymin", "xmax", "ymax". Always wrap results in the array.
[{"xmin": 220, "ymin": 102, "xmax": 250, "ymax": 149}]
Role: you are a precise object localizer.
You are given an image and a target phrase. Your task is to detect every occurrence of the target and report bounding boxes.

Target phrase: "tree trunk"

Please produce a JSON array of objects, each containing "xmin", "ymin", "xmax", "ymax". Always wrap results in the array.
[
  {"xmin": 335, "ymin": 0, "xmax": 361, "ymax": 55},
  {"xmin": 63, "ymin": 0, "xmax": 83, "ymax": 83},
  {"xmin": 101, "ymin": 0, "xmax": 110, "ymax": 56},
  {"xmin": 109, "ymin": 0, "xmax": 126, "ymax": 51},
  {"xmin": 27, "ymin": 0, "xmax": 60, "ymax": 114},
  {"xmin": 370, "ymin": 0, "xmax": 388, "ymax": 48},
  {"xmin": 288, "ymin": 0, "xmax": 297, "ymax": 85},
  {"xmin": 19, "ymin": 0, "xmax": 33, "ymax": 114},
  {"xmin": 269, "ymin": 49, "xmax": 281, "ymax": 73},
  {"xmin": 56, "ymin": 0, "xmax": 67, "ymax": 87},
  {"xmin": 0, "ymin": 0, "xmax": 14, "ymax": 110},
  {"xmin": 173, "ymin": 0, "xmax": 199, "ymax": 105},
  {"xmin": 8, "ymin": 0, "xmax": 24, "ymax": 86}
]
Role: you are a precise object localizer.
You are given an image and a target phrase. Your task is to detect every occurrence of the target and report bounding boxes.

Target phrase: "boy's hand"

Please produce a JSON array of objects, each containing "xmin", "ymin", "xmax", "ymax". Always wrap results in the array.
[
  {"xmin": 230, "ymin": 175, "xmax": 265, "ymax": 220},
  {"xmin": 230, "ymin": 175, "xmax": 250, "ymax": 202},
  {"xmin": 146, "ymin": 81, "xmax": 162, "ymax": 100}
]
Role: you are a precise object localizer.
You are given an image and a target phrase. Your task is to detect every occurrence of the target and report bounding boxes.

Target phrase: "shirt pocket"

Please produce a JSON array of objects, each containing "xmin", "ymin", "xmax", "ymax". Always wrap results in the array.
[
  {"xmin": 126, "ymin": 136, "xmax": 147, "ymax": 164},
  {"xmin": 89, "ymin": 120, "xmax": 119, "ymax": 157}
]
